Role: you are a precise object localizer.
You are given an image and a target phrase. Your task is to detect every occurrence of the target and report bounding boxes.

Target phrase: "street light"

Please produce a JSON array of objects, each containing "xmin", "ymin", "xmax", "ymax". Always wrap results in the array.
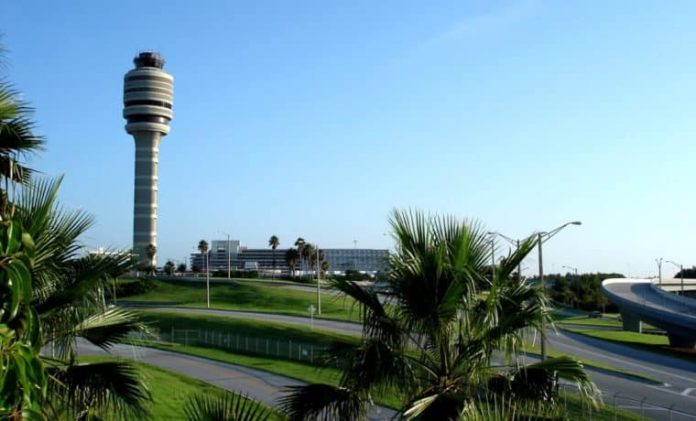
[
  {"xmin": 655, "ymin": 258, "xmax": 663, "ymax": 286},
  {"xmin": 538, "ymin": 220, "xmax": 582, "ymax": 360},
  {"xmin": 666, "ymin": 260, "xmax": 684, "ymax": 294},
  {"xmin": 485, "ymin": 232, "xmax": 497, "ymax": 279},
  {"xmin": 489, "ymin": 232, "xmax": 523, "ymax": 282},
  {"xmin": 316, "ymin": 246, "xmax": 322, "ymax": 315}
]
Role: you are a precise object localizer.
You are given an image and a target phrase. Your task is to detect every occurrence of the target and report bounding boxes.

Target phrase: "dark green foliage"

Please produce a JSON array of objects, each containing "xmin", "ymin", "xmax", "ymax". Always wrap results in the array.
[
  {"xmin": 15, "ymin": 177, "xmax": 151, "ymax": 418},
  {"xmin": 281, "ymin": 209, "xmax": 600, "ymax": 420},
  {"xmin": 546, "ymin": 272, "xmax": 622, "ymax": 312},
  {"xmin": 163, "ymin": 260, "xmax": 175, "ymax": 275},
  {"xmin": 184, "ymin": 391, "xmax": 270, "ymax": 421},
  {"xmin": 211, "ymin": 270, "xmax": 258, "ymax": 278},
  {"xmin": 280, "ymin": 384, "xmax": 365, "ymax": 421},
  {"xmin": 0, "ymin": 220, "xmax": 47, "ymax": 418},
  {"xmin": 107, "ymin": 278, "xmax": 157, "ymax": 299},
  {"xmin": 47, "ymin": 360, "xmax": 151, "ymax": 420},
  {"xmin": 674, "ymin": 266, "xmax": 696, "ymax": 278}
]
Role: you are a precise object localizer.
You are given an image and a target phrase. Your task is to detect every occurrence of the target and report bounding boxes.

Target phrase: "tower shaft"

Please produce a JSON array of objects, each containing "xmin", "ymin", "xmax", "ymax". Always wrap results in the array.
[{"xmin": 132, "ymin": 131, "xmax": 161, "ymax": 267}]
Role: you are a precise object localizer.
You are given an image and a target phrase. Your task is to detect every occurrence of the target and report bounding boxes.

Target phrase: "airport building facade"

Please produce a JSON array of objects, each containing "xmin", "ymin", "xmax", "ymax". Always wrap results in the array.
[{"xmin": 190, "ymin": 240, "xmax": 388, "ymax": 274}]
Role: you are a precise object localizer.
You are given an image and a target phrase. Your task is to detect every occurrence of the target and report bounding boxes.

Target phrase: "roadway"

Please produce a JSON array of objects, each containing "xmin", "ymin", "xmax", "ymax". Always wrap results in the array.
[
  {"xmin": 602, "ymin": 278, "xmax": 696, "ymax": 347},
  {"xmin": 76, "ymin": 340, "xmax": 395, "ymax": 420},
  {"xmin": 129, "ymin": 305, "xmax": 696, "ymax": 420}
]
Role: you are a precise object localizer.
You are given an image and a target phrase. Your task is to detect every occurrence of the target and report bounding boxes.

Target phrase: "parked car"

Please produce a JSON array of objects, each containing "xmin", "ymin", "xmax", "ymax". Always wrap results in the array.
[{"xmin": 588, "ymin": 310, "xmax": 602, "ymax": 318}]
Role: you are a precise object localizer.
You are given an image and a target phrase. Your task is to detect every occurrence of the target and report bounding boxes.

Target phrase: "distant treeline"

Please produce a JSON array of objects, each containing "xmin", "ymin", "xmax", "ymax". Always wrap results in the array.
[{"xmin": 531, "ymin": 272, "xmax": 624, "ymax": 312}]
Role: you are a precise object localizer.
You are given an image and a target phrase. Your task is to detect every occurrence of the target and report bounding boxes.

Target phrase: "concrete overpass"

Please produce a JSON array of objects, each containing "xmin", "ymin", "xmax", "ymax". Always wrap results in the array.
[
  {"xmin": 652, "ymin": 277, "xmax": 696, "ymax": 293},
  {"xmin": 601, "ymin": 278, "xmax": 696, "ymax": 348}
]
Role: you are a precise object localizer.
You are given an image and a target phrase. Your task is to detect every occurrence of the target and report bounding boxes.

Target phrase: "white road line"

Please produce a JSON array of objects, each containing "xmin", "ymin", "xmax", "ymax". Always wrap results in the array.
[{"xmin": 683, "ymin": 388, "xmax": 696, "ymax": 397}]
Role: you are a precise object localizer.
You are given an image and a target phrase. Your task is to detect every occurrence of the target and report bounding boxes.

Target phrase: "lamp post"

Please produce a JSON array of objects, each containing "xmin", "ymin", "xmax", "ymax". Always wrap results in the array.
[
  {"xmin": 316, "ymin": 246, "xmax": 322, "ymax": 315},
  {"xmin": 489, "ymin": 232, "xmax": 523, "ymax": 282},
  {"xmin": 486, "ymin": 232, "xmax": 496, "ymax": 279},
  {"xmin": 538, "ymin": 221, "xmax": 582, "ymax": 360},
  {"xmin": 666, "ymin": 260, "xmax": 684, "ymax": 294},
  {"xmin": 655, "ymin": 258, "xmax": 663, "ymax": 286}
]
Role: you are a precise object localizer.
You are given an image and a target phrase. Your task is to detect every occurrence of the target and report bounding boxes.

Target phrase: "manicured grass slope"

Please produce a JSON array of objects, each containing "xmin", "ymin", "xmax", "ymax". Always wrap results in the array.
[
  {"xmin": 79, "ymin": 357, "xmax": 279, "ymax": 420},
  {"xmin": 566, "ymin": 328, "xmax": 696, "ymax": 361},
  {"xmin": 139, "ymin": 310, "xmax": 359, "ymax": 346},
  {"xmin": 134, "ymin": 341, "xmax": 645, "ymax": 420},
  {"xmin": 124, "ymin": 278, "xmax": 360, "ymax": 321}
]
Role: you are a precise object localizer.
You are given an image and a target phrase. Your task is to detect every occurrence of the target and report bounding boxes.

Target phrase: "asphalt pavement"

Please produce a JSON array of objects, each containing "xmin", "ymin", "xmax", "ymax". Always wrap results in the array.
[
  {"xmin": 76, "ymin": 340, "xmax": 395, "ymax": 420},
  {"xmin": 128, "ymin": 305, "xmax": 696, "ymax": 420}
]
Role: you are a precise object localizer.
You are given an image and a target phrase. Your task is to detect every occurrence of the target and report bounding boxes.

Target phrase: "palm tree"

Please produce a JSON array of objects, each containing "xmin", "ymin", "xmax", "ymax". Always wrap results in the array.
[
  {"xmin": 184, "ymin": 392, "xmax": 270, "ymax": 421},
  {"xmin": 268, "ymin": 235, "xmax": 279, "ymax": 279},
  {"xmin": 198, "ymin": 239, "xmax": 210, "ymax": 308},
  {"xmin": 0, "ymin": 80, "xmax": 45, "ymax": 214},
  {"xmin": 14, "ymin": 177, "xmax": 150, "ymax": 419},
  {"xmin": 300, "ymin": 243, "xmax": 315, "ymax": 278},
  {"xmin": 0, "ymin": 218, "xmax": 47, "ymax": 418},
  {"xmin": 294, "ymin": 237, "xmax": 305, "ymax": 275},
  {"xmin": 145, "ymin": 243, "xmax": 157, "ymax": 276},
  {"xmin": 285, "ymin": 248, "xmax": 300, "ymax": 278},
  {"xmin": 198, "ymin": 239, "xmax": 209, "ymax": 270},
  {"xmin": 281, "ymin": 209, "xmax": 599, "ymax": 420}
]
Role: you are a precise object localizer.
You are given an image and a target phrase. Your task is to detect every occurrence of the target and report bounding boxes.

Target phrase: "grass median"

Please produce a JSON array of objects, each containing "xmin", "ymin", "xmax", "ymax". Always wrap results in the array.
[
  {"xmin": 122, "ymin": 278, "xmax": 361, "ymax": 321},
  {"xmin": 138, "ymin": 310, "xmax": 662, "ymax": 385},
  {"xmin": 78, "ymin": 356, "xmax": 280, "ymax": 420},
  {"xmin": 564, "ymin": 328, "xmax": 696, "ymax": 361}
]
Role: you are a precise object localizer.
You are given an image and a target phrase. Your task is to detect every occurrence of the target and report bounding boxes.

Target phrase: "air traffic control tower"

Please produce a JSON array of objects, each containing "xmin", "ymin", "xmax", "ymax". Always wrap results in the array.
[{"xmin": 123, "ymin": 52, "xmax": 174, "ymax": 268}]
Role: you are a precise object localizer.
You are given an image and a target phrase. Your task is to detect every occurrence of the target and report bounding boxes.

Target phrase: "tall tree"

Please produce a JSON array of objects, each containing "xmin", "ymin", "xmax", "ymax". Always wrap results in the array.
[
  {"xmin": 268, "ymin": 235, "xmax": 279, "ymax": 278},
  {"xmin": 281, "ymin": 209, "xmax": 599, "ymax": 420},
  {"xmin": 301, "ymin": 243, "xmax": 315, "ymax": 276},
  {"xmin": 145, "ymin": 243, "xmax": 157, "ymax": 276},
  {"xmin": 198, "ymin": 240, "xmax": 209, "ymax": 272},
  {"xmin": 285, "ymin": 248, "xmax": 300, "ymax": 278},
  {"xmin": 294, "ymin": 237, "xmax": 305, "ymax": 275}
]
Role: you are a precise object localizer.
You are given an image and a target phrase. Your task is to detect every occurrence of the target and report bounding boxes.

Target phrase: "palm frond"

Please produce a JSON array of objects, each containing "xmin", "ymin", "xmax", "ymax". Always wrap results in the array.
[
  {"xmin": 184, "ymin": 391, "xmax": 270, "ymax": 421},
  {"xmin": 402, "ymin": 390, "xmax": 465, "ymax": 421},
  {"xmin": 330, "ymin": 278, "xmax": 401, "ymax": 344},
  {"xmin": 48, "ymin": 360, "xmax": 151, "ymax": 420},
  {"xmin": 279, "ymin": 383, "xmax": 366, "ymax": 421},
  {"xmin": 505, "ymin": 356, "xmax": 601, "ymax": 407}
]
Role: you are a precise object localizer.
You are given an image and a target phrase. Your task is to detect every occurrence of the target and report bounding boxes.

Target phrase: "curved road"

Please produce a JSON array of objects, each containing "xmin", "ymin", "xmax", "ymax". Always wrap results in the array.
[
  {"xmin": 77, "ymin": 340, "xmax": 395, "ymax": 420},
  {"xmin": 131, "ymin": 305, "xmax": 696, "ymax": 420},
  {"xmin": 602, "ymin": 278, "xmax": 696, "ymax": 347}
]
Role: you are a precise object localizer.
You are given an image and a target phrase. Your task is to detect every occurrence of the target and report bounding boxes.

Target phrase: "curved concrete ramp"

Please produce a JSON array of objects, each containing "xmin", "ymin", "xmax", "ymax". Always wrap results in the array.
[{"xmin": 601, "ymin": 278, "xmax": 696, "ymax": 348}]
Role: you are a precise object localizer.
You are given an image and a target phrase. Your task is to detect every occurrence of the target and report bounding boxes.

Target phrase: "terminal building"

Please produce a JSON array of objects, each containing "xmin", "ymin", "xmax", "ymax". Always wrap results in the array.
[{"xmin": 190, "ymin": 240, "xmax": 388, "ymax": 274}]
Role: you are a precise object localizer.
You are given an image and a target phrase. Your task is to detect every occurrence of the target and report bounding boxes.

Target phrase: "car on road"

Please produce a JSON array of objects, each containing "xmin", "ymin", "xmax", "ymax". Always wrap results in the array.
[{"xmin": 588, "ymin": 310, "xmax": 602, "ymax": 318}]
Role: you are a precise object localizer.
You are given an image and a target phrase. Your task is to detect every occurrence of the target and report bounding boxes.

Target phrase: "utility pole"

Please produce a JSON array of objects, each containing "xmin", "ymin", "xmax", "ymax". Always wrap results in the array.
[{"xmin": 316, "ymin": 246, "xmax": 321, "ymax": 315}]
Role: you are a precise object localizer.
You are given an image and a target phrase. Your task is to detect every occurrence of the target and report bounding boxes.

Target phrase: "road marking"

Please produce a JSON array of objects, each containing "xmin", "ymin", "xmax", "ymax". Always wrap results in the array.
[{"xmin": 683, "ymin": 388, "xmax": 696, "ymax": 397}]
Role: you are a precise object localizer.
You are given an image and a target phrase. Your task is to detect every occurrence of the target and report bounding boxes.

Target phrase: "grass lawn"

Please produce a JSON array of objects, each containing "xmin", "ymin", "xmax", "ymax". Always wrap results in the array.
[
  {"xmin": 139, "ymin": 310, "xmax": 359, "ymax": 346},
  {"xmin": 565, "ymin": 328, "xmax": 696, "ymax": 361},
  {"xmin": 138, "ymin": 310, "xmax": 660, "ymax": 385},
  {"xmin": 520, "ymin": 341, "xmax": 660, "ymax": 384},
  {"xmin": 131, "ymin": 340, "xmax": 645, "ymax": 420},
  {"xmin": 122, "ymin": 278, "xmax": 361, "ymax": 321},
  {"xmin": 556, "ymin": 315, "xmax": 622, "ymax": 328},
  {"xmin": 78, "ymin": 356, "xmax": 280, "ymax": 420}
]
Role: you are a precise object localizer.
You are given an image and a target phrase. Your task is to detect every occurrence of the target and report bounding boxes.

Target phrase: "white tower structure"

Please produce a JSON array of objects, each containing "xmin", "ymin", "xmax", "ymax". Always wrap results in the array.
[{"xmin": 123, "ymin": 52, "xmax": 174, "ymax": 268}]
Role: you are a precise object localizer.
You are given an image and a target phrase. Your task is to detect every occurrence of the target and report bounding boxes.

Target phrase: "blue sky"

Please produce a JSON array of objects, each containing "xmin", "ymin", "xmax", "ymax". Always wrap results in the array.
[{"xmin": 2, "ymin": 0, "xmax": 695, "ymax": 276}]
